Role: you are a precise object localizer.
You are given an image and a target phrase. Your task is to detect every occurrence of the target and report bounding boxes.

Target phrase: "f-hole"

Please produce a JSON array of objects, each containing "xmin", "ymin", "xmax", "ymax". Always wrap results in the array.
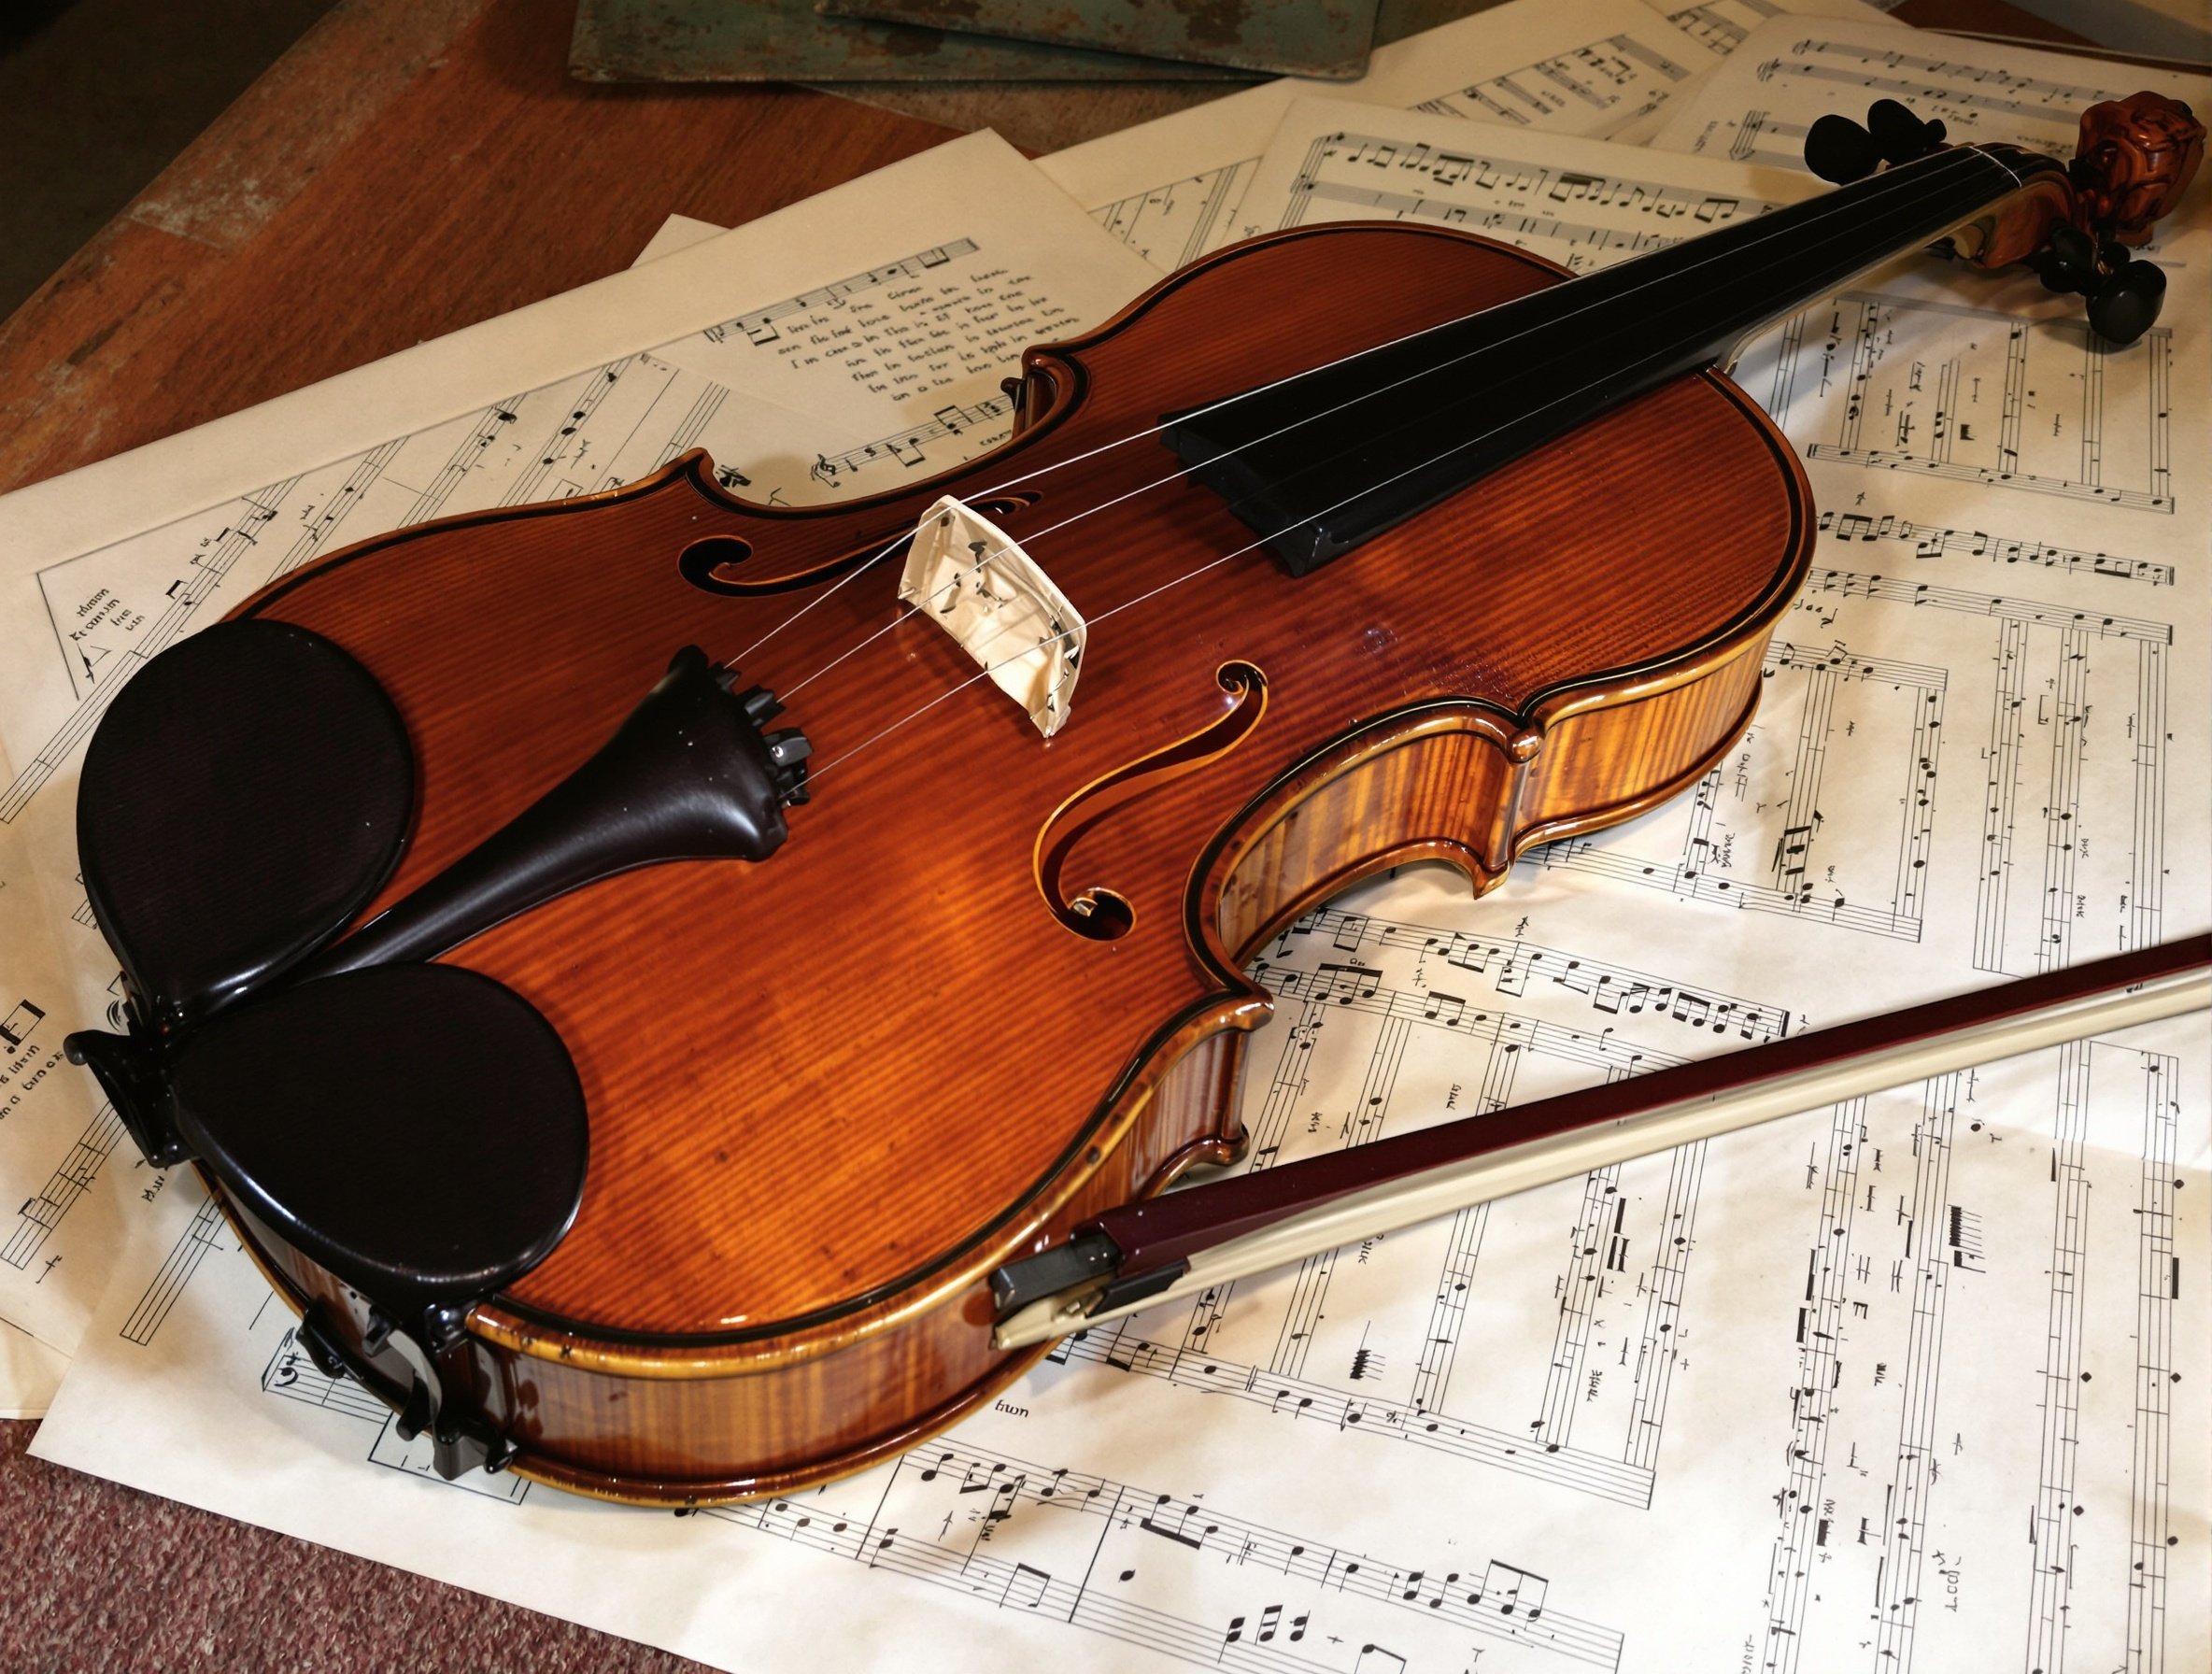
[
  {"xmin": 680, "ymin": 491, "xmax": 1042, "ymax": 598},
  {"xmin": 1035, "ymin": 661, "xmax": 1268, "ymax": 942}
]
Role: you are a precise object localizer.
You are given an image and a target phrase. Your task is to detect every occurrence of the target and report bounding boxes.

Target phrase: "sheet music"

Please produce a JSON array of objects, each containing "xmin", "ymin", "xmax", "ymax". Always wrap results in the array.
[
  {"xmin": 0, "ymin": 132, "xmax": 1158, "ymax": 1393},
  {"xmin": 32, "ymin": 898, "xmax": 2209, "ymax": 1673},
  {"xmin": 1037, "ymin": 0, "xmax": 1898, "ymax": 271},
  {"xmin": 14, "ymin": 26, "xmax": 2212, "ymax": 1674},
  {"xmin": 1217, "ymin": 94, "xmax": 1812, "ymax": 266},
  {"xmin": 1652, "ymin": 13, "xmax": 2212, "ymax": 172}
]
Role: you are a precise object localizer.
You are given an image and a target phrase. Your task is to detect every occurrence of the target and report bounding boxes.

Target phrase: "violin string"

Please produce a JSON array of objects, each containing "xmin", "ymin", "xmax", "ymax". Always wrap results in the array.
[
  {"xmin": 805, "ymin": 268, "xmax": 1936, "ymax": 786},
  {"xmin": 815, "ymin": 129, "xmax": 2022, "ymax": 763},
  {"xmin": 740, "ymin": 148, "xmax": 2007, "ymax": 681},
  {"xmin": 758, "ymin": 148, "xmax": 2004, "ymax": 689},
  {"xmin": 756, "ymin": 147, "xmax": 2008, "ymax": 689},
  {"xmin": 801, "ymin": 149, "xmax": 2019, "ymax": 773},
  {"xmin": 781, "ymin": 453, "xmax": 1221, "ymax": 700}
]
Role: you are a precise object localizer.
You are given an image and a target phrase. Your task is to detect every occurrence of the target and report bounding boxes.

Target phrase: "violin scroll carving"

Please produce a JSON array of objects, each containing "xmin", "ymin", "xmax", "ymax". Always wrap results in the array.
[{"xmin": 2072, "ymin": 91, "xmax": 2205, "ymax": 246}]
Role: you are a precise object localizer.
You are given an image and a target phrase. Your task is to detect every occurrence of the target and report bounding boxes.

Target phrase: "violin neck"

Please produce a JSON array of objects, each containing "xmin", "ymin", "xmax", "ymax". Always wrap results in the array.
[{"xmin": 1164, "ymin": 142, "xmax": 2067, "ymax": 576}]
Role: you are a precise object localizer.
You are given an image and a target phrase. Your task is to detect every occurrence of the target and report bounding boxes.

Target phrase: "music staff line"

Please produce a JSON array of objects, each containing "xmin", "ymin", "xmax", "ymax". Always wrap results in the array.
[
  {"xmin": 1259, "ymin": 1000, "xmax": 1411, "ymax": 1383},
  {"xmin": 0, "ymin": 997, "xmax": 44, "ymax": 1052},
  {"xmin": 1815, "ymin": 507, "xmax": 2177, "ymax": 589},
  {"xmin": 1276, "ymin": 130, "xmax": 1781, "ymax": 263},
  {"xmin": 1293, "ymin": 135, "xmax": 1753, "ymax": 212},
  {"xmin": 1801, "ymin": 566, "xmax": 2172, "ymax": 644},
  {"xmin": 699, "ymin": 238, "xmax": 980, "ymax": 348},
  {"xmin": 496, "ymin": 361, "xmax": 638, "ymax": 509},
  {"xmin": 1056, "ymin": 1316, "xmax": 1656, "ymax": 1509},
  {"xmin": 1413, "ymin": 33, "xmax": 1703, "ymax": 132},
  {"xmin": 1794, "ymin": 290, "xmax": 2175, "ymax": 513},
  {"xmin": 2023, "ymin": 1041, "xmax": 2094, "ymax": 1667},
  {"xmin": 809, "ymin": 393, "xmax": 1014, "ymax": 487},
  {"xmin": 1252, "ymin": 963, "xmax": 1694, "ymax": 1084},
  {"xmin": 2127, "ymin": 1048, "xmax": 2181, "ymax": 1667},
  {"xmin": 1869, "ymin": 1073, "xmax": 1964, "ymax": 1671},
  {"xmin": 1663, "ymin": 1, "xmax": 1783, "ymax": 56},
  {"xmin": 1758, "ymin": 1096, "xmax": 1867, "ymax": 1670},
  {"xmin": 1755, "ymin": 38, "xmax": 2134, "ymax": 132},
  {"xmin": 1090, "ymin": 22, "xmax": 1712, "ymax": 269},
  {"xmin": 258, "ymin": 1326, "xmax": 534, "ymax": 1504},
  {"xmin": 1269, "ymin": 905, "xmax": 1792, "ymax": 1043},
  {"xmin": 718, "ymin": 1438, "xmax": 1626, "ymax": 1671},
  {"xmin": 119, "ymin": 1195, "xmax": 229, "ymax": 1346},
  {"xmin": 2, "ymin": 1099, "xmax": 125, "ymax": 1270}
]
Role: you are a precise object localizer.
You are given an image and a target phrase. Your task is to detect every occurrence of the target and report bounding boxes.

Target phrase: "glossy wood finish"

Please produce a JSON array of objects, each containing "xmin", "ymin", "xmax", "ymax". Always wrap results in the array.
[
  {"xmin": 205, "ymin": 220, "xmax": 1811, "ymax": 1502},
  {"xmin": 0, "ymin": 0, "xmax": 2124, "ymax": 1657},
  {"xmin": 1948, "ymin": 95, "xmax": 2205, "ymax": 269}
]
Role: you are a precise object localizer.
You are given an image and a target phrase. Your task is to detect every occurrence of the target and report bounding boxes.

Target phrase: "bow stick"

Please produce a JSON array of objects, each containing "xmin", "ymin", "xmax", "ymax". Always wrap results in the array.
[{"xmin": 993, "ymin": 935, "xmax": 2211, "ymax": 1348}]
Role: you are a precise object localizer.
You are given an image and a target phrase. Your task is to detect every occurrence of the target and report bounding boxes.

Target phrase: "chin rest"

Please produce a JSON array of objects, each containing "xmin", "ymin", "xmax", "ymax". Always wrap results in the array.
[
  {"xmin": 168, "ymin": 963, "xmax": 588, "ymax": 1328},
  {"xmin": 76, "ymin": 618, "xmax": 415, "ymax": 1038}
]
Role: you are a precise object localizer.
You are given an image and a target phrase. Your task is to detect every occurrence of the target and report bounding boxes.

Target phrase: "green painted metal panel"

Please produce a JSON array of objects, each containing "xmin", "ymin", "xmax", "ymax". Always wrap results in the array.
[
  {"xmin": 570, "ymin": 0, "xmax": 1266, "ymax": 81},
  {"xmin": 815, "ymin": 0, "xmax": 1383, "ymax": 78}
]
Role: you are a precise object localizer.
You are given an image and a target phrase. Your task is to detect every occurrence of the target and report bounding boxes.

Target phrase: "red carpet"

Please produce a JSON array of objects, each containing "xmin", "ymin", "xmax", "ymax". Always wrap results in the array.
[{"xmin": 0, "ymin": 1420, "xmax": 705, "ymax": 1671}]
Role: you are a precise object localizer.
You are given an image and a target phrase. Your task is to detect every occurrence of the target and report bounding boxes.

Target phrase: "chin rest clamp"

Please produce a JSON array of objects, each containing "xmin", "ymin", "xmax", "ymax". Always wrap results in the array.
[{"xmin": 294, "ymin": 1298, "xmax": 517, "ymax": 1481}]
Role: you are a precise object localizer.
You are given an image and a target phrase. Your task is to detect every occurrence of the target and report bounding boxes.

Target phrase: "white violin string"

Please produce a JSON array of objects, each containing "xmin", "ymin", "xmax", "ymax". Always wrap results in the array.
[
  {"xmin": 734, "ymin": 526, "xmax": 915, "ymax": 660},
  {"xmin": 781, "ymin": 456, "xmax": 1227, "ymax": 700},
  {"xmin": 743, "ymin": 148, "xmax": 2003, "ymax": 673},
  {"xmin": 748, "ymin": 148, "xmax": 2004, "ymax": 682},
  {"xmin": 759, "ymin": 147, "xmax": 2012, "ymax": 701},
  {"xmin": 929, "ymin": 146, "xmax": 2006, "ymax": 509},
  {"xmin": 805, "ymin": 280, "xmax": 1900, "ymax": 786}
]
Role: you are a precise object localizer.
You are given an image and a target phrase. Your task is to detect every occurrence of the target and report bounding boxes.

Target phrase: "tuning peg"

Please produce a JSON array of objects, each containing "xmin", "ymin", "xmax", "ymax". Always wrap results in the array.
[
  {"xmin": 1805, "ymin": 113, "xmax": 1881, "ymax": 183},
  {"xmin": 2035, "ymin": 224, "xmax": 2100, "ymax": 292},
  {"xmin": 1865, "ymin": 99, "xmax": 1948, "ymax": 165},
  {"xmin": 2086, "ymin": 259, "xmax": 2167, "ymax": 345}
]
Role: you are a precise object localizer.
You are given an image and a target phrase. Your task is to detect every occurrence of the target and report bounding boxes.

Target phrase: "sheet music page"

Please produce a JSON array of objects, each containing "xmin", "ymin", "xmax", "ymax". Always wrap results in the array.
[
  {"xmin": 0, "ymin": 132, "xmax": 1159, "ymax": 1404},
  {"xmin": 1220, "ymin": 93, "xmax": 1813, "ymax": 264},
  {"xmin": 1652, "ymin": 13, "xmax": 2212, "ymax": 167},
  {"xmin": 27, "ymin": 85, "xmax": 2211, "ymax": 1674},
  {"xmin": 1038, "ymin": 0, "xmax": 1899, "ymax": 270}
]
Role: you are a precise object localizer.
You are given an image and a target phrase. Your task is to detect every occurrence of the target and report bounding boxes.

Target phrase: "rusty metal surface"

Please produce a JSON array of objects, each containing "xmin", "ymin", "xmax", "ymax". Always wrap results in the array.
[
  {"xmin": 570, "ymin": 0, "xmax": 1264, "ymax": 81},
  {"xmin": 816, "ymin": 0, "xmax": 1382, "ymax": 78}
]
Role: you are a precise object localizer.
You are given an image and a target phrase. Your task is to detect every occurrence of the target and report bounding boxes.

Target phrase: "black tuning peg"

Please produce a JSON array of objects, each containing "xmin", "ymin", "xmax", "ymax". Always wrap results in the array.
[
  {"xmin": 2035, "ymin": 224, "xmax": 2100, "ymax": 293},
  {"xmin": 1805, "ymin": 100, "xmax": 1948, "ymax": 183},
  {"xmin": 2031, "ymin": 220, "xmax": 2169, "ymax": 345},
  {"xmin": 2086, "ymin": 259, "xmax": 2168, "ymax": 346},
  {"xmin": 1805, "ymin": 113, "xmax": 1881, "ymax": 184},
  {"xmin": 1865, "ymin": 99, "xmax": 1947, "ymax": 165}
]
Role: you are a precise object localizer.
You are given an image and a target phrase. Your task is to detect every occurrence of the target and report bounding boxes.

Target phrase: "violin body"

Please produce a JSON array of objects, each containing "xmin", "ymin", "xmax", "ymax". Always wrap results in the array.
[{"xmin": 195, "ymin": 220, "xmax": 1811, "ymax": 1504}]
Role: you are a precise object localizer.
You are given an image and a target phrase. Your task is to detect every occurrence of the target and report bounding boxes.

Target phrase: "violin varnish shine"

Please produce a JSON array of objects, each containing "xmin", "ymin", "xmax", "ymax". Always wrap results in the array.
[{"xmin": 216, "ymin": 221, "xmax": 1809, "ymax": 1503}]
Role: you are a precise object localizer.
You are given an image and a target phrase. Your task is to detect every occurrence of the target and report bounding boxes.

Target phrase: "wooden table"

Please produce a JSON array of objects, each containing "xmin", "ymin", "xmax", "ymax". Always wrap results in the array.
[{"xmin": 0, "ymin": 0, "xmax": 2119, "ymax": 1666}]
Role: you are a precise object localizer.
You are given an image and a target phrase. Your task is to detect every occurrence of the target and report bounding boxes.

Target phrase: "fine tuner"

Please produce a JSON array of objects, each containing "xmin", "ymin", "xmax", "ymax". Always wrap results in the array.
[{"xmin": 1805, "ymin": 91, "xmax": 2200, "ymax": 345}]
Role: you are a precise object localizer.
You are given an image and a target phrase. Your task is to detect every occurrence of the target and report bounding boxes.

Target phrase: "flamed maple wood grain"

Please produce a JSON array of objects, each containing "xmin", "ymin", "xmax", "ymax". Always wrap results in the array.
[{"xmin": 211, "ymin": 221, "xmax": 1811, "ymax": 1503}]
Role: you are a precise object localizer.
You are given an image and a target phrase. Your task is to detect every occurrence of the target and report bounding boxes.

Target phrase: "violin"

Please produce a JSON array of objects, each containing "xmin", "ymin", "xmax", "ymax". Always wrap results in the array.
[{"xmin": 62, "ymin": 93, "xmax": 2204, "ymax": 1506}]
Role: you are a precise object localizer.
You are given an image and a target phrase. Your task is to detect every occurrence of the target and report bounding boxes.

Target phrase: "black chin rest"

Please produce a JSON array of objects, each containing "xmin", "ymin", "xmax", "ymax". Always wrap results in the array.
[
  {"xmin": 77, "ymin": 619, "xmax": 414, "ymax": 1037},
  {"xmin": 168, "ymin": 964, "xmax": 588, "ymax": 1323}
]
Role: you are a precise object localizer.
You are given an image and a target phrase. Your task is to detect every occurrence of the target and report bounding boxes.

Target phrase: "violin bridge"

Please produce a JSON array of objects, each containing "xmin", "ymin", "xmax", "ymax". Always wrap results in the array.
[{"xmin": 899, "ymin": 494, "xmax": 1085, "ymax": 737}]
